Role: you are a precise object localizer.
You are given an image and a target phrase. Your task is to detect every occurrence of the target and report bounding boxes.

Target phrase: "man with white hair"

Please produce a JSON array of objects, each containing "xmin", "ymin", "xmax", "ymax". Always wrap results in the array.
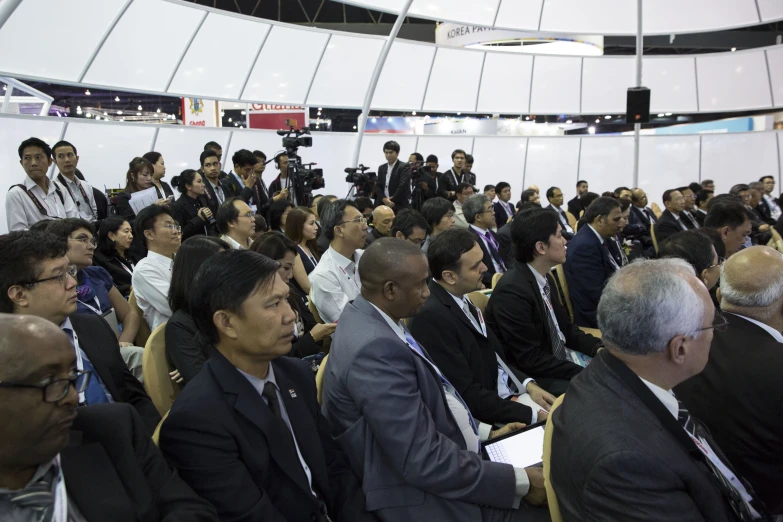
[
  {"xmin": 551, "ymin": 259, "xmax": 767, "ymax": 521},
  {"xmin": 676, "ymin": 246, "xmax": 783, "ymax": 515}
]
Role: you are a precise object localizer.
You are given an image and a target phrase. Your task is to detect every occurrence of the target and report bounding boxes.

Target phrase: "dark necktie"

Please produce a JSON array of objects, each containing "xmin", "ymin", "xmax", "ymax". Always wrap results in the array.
[
  {"xmin": 677, "ymin": 400, "xmax": 761, "ymax": 521},
  {"xmin": 62, "ymin": 328, "xmax": 109, "ymax": 405},
  {"xmin": 685, "ymin": 212, "xmax": 700, "ymax": 229},
  {"xmin": 9, "ymin": 471, "xmax": 54, "ymax": 521},
  {"xmin": 483, "ymin": 231, "xmax": 506, "ymax": 271},
  {"xmin": 542, "ymin": 282, "xmax": 568, "ymax": 360}
]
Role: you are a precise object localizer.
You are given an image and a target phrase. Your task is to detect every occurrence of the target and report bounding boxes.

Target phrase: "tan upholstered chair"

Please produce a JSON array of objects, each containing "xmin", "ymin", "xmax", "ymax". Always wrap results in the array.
[
  {"xmin": 491, "ymin": 272, "xmax": 503, "ymax": 289},
  {"xmin": 543, "ymin": 394, "xmax": 566, "ymax": 522},
  {"xmin": 466, "ymin": 290, "xmax": 490, "ymax": 316},
  {"xmin": 552, "ymin": 265, "xmax": 574, "ymax": 322},
  {"xmin": 315, "ymin": 354, "xmax": 329, "ymax": 405},
  {"xmin": 152, "ymin": 410, "xmax": 169, "ymax": 447},
  {"xmin": 142, "ymin": 323, "xmax": 179, "ymax": 417},
  {"xmin": 128, "ymin": 289, "xmax": 152, "ymax": 348}
]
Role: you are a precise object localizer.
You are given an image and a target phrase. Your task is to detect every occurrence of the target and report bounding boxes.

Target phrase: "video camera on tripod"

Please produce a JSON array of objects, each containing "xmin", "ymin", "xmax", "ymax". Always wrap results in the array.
[{"xmin": 276, "ymin": 119, "xmax": 324, "ymax": 205}]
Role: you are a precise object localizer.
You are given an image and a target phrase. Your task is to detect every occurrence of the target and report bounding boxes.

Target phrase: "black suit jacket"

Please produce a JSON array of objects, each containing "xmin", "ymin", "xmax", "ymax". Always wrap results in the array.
[
  {"xmin": 756, "ymin": 198, "xmax": 775, "ymax": 224},
  {"xmin": 468, "ymin": 226, "xmax": 504, "ymax": 288},
  {"xmin": 410, "ymin": 282, "xmax": 534, "ymax": 426},
  {"xmin": 566, "ymin": 195, "xmax": 582, "ymax": 219},
  {"xmin": 316, "ymin": 223, "xmax": 331, "ymax": 256},
  {"xmin": 170, "ymin": 193, "xmax": 212, "ymax": 241},
  {"xmin": 114, "ymin": 191, "xmax": 137, "ymax": 222},
  {"xmin": 363, "ymin": 226, "xmax": 385, "ymax": 247},
  {"xmin": 374, "ymin": 162, "xmax": 411, "ymax": 209},
  {"xmin": 437, "ymin": 169, "xmax": 474, "ymax": 200},
  {"xmin": 93, "ymin": 187, "xmax": 108, "ymax": 221},
  {"xmin": 220, "ymin": 172, "xmax": 254, "ymax": 203},
  {"xmin": 160, "ymin": 351, "xmax": 373, "ymax": 522},
  {"xmin": 654, "ymin": 209, "xmax": 688, "ymax": 242},
  {"xmin": 551, "ymin": 351, "xmax": 741, "ymax": 521},
  {"xmin": 628, "ymin": 205, "xmax": 655, "ymax": 235},
  {"xmin": 694, "ymin": 209, "xmax": 707, "ymax": 227},
  {"xmin": 495, "ymin": 221, "xmax": 514, "ymax": 267},
  {"xmin": 680, "ymin": 210, "xmax": 700, "ymax": 230},
  {"xmin": 486, "ymin": 262, "xmax": 599, "ymax": 380},
  {"xmin": 676, "ymin": 313, "xmax": 783, "ymax": 514},
  {"xmin": 69, "ymin": 313, "xmax": 161, "ymax": 435},
  {"xmin": 492, "ymin": 200, "xmax": 515, "ymax": 230},
  {"xmin": 269, "ymin": 173, "xmax": 307, "ymax": 207},
  {"xmin": 93, "ymin": 250, "xmax": 135, "ymax": 298},
  {"xmin": 154, "ymin": 181, "xmax": 175, "ymax": 200},
  {"xmin": 63, "ymin": 403, "xmax": 218, "ymax": 522},
  {"xmin": 201, "ymin": 179, "xmax": 223, "ymax": 215},
  {"xmin": 563, "ymin": 226, "xmax": 617, "ymax": 328},
  {"xmin": 165, "ymin": 309, "xmax": 214, "ymax": 385}
]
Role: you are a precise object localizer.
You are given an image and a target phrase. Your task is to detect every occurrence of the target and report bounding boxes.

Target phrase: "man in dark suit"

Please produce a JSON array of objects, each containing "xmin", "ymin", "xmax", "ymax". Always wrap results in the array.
[
  {"xmin": 749, "ymin": 181, "xmax": 775, "ymax": 225},
  {"xmin": 676, "ymin": 246, "xmax": 783, "ymax": 515},
  {"xmin": 411, "ymin": 228, "xmax": 554, "ymax": 427},
  {"xmin": 654, "ymin": 188, "xmax": 689, "ymax": 242},
  {"xmin": 678, "ymin": 186, "xmax": 702, "ymax": 229},
  {"xmin": 160, "ymin": 250, "xmax": 373, "ymax": 522},
  {"xmin": 437, "ymin": 149, "xmax": 475, "ymax": 201},
  {"xmin": 626, "ymin": 188, "xmax": 657, "ymax": 256},
  {"xmin": 375, "ymin": 140, "xmax": 411, "ymax": 211},
  {"xmin": 407, "ymin": 153, "xmax": 437, "ymax": 211},
  {"xmin": 0, "ymin": 314, "xmax": 219, "ymax": 522},
  {"xmin": 566, "ymin": 179, "xmax": 588, "ymax": 218},
  {"xmin": 0, "ymin": 231, "xmax": 161, "ymax": 435},
  {"xmin": 544, "ymin": 186, "xmax": 574, "ymax": 240},
  {"xmin": 200, "ymin": 149, "xmax": 227, "ymax": 216},
  {"xmin": 493, "ymin": 182, "xmax": 516, "ymax": 230},
  {"xmin": 463, "ymin": 194, "xmax": 506, "ymax": 288},
  {"xmin": 694, "ymin": 189, "xmax": 713, "ymax": 227},
  {"xmin": 564, "ymin": 197, "xmax": 623, "ymax": 328},
  {"xmin": 248, "ymin": 150, "xmax": 273, "ymax": 219},
  {"xmin": 487, "ymin": 208, "xmax": 601, "ymax": 395},
  {"xmin": 322, "ymin": 238, "xmax": 549, "ymax": 522},
  {"xmin": 704, "ymin": 197, "xmax": 753, "ymax": 258},
  {"xmin": 551, "ymin": 258, "xmax": 767, "ymax": 521},
  {"xmin": 220, "ymin": 149, "xmax": 257, "ymax": 203}
]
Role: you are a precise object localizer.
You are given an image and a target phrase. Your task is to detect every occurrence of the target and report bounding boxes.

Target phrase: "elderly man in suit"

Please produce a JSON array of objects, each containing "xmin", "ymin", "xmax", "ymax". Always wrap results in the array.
[
  {"xmin": 551, "ymin": 258, "xmax": 768, "ymax": 521},
  {"xmin": 160, "ymin": 250, "xmax": 373, "ymax": 522},
  {"xmin": 563, "ymin": 197, "xmax": 623, "ymax": 328},
  {"xmin": 322, "ymin": 238, "xmax": 550, "ymax": 522},
  {"xmin": 654, "ymin": 189, "xmax": 689, "ymax": 242},
  {"xmin": 410, "ymin": 228, "xmax": 554, "ymax": 428},
  {"xmin": 676, "ymin": 246, "xmax": 783, "ymax": 515},
  {"xmin": 375, "ymin": 141, "xmax": 411, "ymax": 211},
  {"xmin": 0, "ymin": 314, "xmax": 218, "ymax": 521},
  {"xmin": 464, "ymin": 194, "xmax": 506, "ymax": 288}
]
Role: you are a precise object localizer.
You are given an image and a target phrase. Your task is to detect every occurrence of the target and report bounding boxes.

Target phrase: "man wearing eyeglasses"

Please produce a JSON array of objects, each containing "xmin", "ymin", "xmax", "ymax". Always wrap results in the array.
[
  {"xmin": 308, "ymin": 199, "xmax": 368, "ymax": 323},
  {"xmin": 0, "ymin": 231, "xmax": 161, "ymax": 435},
  {"xmin": 0, "ymin": 314, "xmax": 219, "ymax": 521},
  {"xmin": 132, "ymin": 206, "xmax": 182, "ymax": 331},
  {"xmin": 389, "ymin": 209, "xmax": 431, "ymax": 248}
]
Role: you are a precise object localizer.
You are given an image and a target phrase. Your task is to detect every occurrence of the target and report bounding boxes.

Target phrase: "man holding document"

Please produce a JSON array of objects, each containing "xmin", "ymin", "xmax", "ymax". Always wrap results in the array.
[{"xmin": 322, "ymin": 238, "xmax": 550, "ymax": 522}]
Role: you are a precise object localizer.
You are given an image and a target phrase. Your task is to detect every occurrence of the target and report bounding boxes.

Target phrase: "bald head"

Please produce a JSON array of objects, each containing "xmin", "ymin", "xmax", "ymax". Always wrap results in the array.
[
  {"xmin": 528, "ymin": 185, "xmax": 540, "ymax": 194},
  {"xmin": 360, "ymin": 238, "xmax": 424, "ymax": 293},
  {"xmin": 372, "ymin": 205, "xmax": 395, "ymax": 236},
  {"xmin": 0, "ymin": 314, "xmax": 71, "ymax": 380},
  {"xmin": 721, "ymin": 246, "xmax": 783, "ymax": 315}
]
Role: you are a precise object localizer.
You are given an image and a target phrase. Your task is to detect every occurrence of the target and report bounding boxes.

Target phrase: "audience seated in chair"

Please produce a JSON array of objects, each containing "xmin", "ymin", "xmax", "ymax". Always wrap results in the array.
[
  {"xmin": 169, "ymin": 169, "xmax": 215, "ymax": 241},
  {"xmin": 216, "ymin": 197, "xmax": 256, "ymax": 250},
  {"xmin": 0, "ymin": 231, "xmax": 161, "ymax": 435},
  {"xmin": 285, "ymin": 206, "xmax": 322, "ymax": 296},
  {"xmin": 654, "ymin": 189, "xmax": 689, "ymax": 243},
  {"xmin": 315, "ymin": 195, "xmax": 338, "ymax": 255},
  {"xmin": 410, "ymin": 228, "xmax": 554, "ymax": 428},
  {"xmin": 464, "ymin": 194, "xmax": 507, "ymax": 289},
  {"xmin": 676, "ymin": 246, "xmax": 783, "ymax": 515},
  {"xmin": 657, "ymin": 230, "xmax": 722, "ymax": 291},
  {"xmin": 165, "ymin": 235, "xmax": 230, "ymax": 386},
  {"xmin": 365, "ymin": 205, "xmax": 394, "ymax": 245},
  {"xmin": 93, "ymin": 216, "xmax": 137, "ymax": 298},
  {"xmin": 544, "ymin": 187, "xmax": 574, "ymax": 240},
  {"xmin": 322, "ymin": 238, "xmax": 550, "ymax": 522},
  {"xmin": 132, "ymin": 205, "xmax": 181, "ymax": 331},
  {"xmin": 550, "ymin": 259, "xmax": 768, "ymax": 521},
  {"xmin": 704, "ymin": 196, "xmax": 753, "ymax": 258},
  {"xmin": 389, "ymin": 208, "xmax": 430, "ymax": 248},
  {"xmin": 308, "ymin": 199, "xmax": 368, "ymax": 324},
  {"xmin": 0, "ymin": 314, "xmax": 219, "ymax": 521},
  {"xmin": 452, "ymin": 183, "xmax": 475, "ymax": 230},
  {"xmin": 420, "ymin": 197, "xmax": 456, "ymax": 254},
  {"xmin": 487, "ymin": 208, "xmax": 602, "ymax": 396},
  {"xmin": 493, "ymin": 182, "xmax": 515, "ymax": 231},
  {"xmin": 159, "ymin": 250, "xmax": 374, "ymax": 522}
]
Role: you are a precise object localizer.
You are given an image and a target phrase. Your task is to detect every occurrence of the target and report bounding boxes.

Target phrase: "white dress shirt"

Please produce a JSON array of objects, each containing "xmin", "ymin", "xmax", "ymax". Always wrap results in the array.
[
  {"xmin": 220, "ymin": 234, "xmax": 249, "ymax": 250},
  {"xmin": 727, "ymin": 312, "xmax": 783, "ymax": 343},
  {"xmin": 5, "ymin": 176, "xmax": 78, "ymax": 231},
  {"xmin": 763, "ymin": 194, "xmax": 782, "ymax": 220},
  {"xmin": 132, "ymin": 251, "xmax": 173, "ymax": 330},
  {"xmin": 58, "ymin": 174, "xmax": 97, "ymax": 221},
  {"xmin": 308, "ymin": 246, "xmax": 363, "ymax": 323},
  {"xmin": 470, "ymin": 224, "xmax": 506, "ymax": 274}
]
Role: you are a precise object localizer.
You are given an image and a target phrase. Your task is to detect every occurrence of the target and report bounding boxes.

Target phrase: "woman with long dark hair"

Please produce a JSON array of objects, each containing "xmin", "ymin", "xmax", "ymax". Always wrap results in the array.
[
  {"xmin": 284, "ymin": 207, "xmax": 320, "ymax": 295},
  {"xmin": 269, "ymin": 199, "xmax": 294, "ymax": 233},
  {"xmin": 114, "ymin": 157, "xmax": 172, "ymax": 223},
  {"xmin": 170, "ymin": 169, "xmax": 214, "ymax": 240},
  {"xmin": 143, "ymin": 151, "xmax": 174, "ymax": 199},
  {"xmin": 93, "ymin": 216, "xmax": 136, "ymax": 297}
]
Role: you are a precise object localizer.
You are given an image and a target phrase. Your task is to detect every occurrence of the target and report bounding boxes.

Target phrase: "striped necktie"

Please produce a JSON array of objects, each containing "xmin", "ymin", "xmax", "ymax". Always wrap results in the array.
[
  {"xmin": 542, "ymin": 282, "xmax": 568, "ymax": 360},
  {"xmin": 9, "ymin": 473, "xmax": 54, "ymax": 521}
]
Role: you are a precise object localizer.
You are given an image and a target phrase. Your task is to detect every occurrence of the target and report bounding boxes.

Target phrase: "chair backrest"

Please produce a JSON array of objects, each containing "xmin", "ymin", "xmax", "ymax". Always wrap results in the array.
[
  {"xmin": 650, "ymin": 202, "xmax": 663, "ymax": 218},
  {"xmin": 129, "ymin": 290, "xmax": 152, "ymax": 347},
  {"xmin": 768, "ymin": 228, "xmax": 783, "ymax": 254},
  {"xmin": 565, "ymin": 211, "xmax": 577, "ymax": 229},
  {"xmin": 543, "ymin": 394, "xmax": 566, "ymax": 522},
  {"xmin": 142, "ymin": 322, "xmax": 179, "ymax": 416},
  {"xmin": 308, "ymin": 290, "xmax": 324, "ymax": 324},
  {"xmin": 315, "ymin": 354, "xmax": 329, "ymax": 405},
  {"xmin": 650, "ymin": 224, "xmax": 659, "ymax": 255},
  {"xmin": 152, "ymin": 410, "xmax": 169, "ymax": 447},
  {"xmin": 466, "ymin": 290, "xmax": 490, "ymax": 316},
  {"xmin": 552, "ymin": 265, "xmax": 574, "ymax": 322},
  {"xmin": 491, "ymin": 272, "xmax": 503, "ymax": 289}
]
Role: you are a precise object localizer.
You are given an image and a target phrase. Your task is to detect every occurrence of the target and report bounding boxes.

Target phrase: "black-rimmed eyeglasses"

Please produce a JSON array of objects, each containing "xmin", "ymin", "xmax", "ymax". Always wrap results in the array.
[
  {"xmin": 19, "ymin": 264, "xmax": 78, "ymax": 288},
  {"xmin": 0, "ymin": 370, "xmax": 91, "ymax": 403}
]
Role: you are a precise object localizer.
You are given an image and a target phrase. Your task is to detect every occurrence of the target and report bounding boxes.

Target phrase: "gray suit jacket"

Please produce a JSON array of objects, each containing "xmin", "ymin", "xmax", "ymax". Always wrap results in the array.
[
  {"xmin": 551, "ymin": 350, "xmax": 738, "ymax": 521},
  {"xmin": 321, "ymin": 296, "xmax": 517, "ymax": 522}
]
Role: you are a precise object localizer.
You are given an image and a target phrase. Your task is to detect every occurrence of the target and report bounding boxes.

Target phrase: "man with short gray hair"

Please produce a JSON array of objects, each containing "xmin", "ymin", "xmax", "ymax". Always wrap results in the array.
[
  {"xmin": 464, "ymin": 193, "xmax": 505, "ymax": 288},
  {"xmin": 677, "ymin": 246, "xmax": 783, "ymax": 514},
  {"xmin": 551, "ymin": 258, "xmax": 766, "ymax": 521}
]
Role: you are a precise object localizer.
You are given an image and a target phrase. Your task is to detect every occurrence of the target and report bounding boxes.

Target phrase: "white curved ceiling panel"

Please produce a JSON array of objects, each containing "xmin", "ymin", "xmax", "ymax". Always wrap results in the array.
[
  {"xmin": 697, "ymin": 50, "xmax": 772, "ymax": 112},
  {"xmin": 581, "ymin": 57, "xmax": 635, "ymax": 114},
  {"xmin": 540, "ymin": 0, "xmax": 635, "ymax": 34},
  {"xmin": 0, "ymin": 0, "xmax": 127, "ymax": 82},
  {"xmin": 423, "ymin": 48, "xmax": 484, "ymax": 113},
  {"xmin": 410, "ymin": 0, "xmax": 500, "ymax": 28},
  {"xmin": 306, "ymin": 34, "xmax": 384, "ymax": 108},
  {"xmin": 493, "ymin": 0, "xmax": 544, "ymax": 31},
  {"xmin": 372, "ymin": 41, "xmax": 435, "ymax": 111},
  {"xmin": 643, "ymin": 57, "xmax": 699, "ymax": 114},
  {"xmin": 765, "ymin": 47, "xmax": 783, "ymax": 108},
  {"xmin": 476, "ymin": 53, "xmax": 533, "ymax": 114},
  {"xmin": 579, "ymin": 136, "xmax": 634, "ymax": 191},
  {"xmin": 643, "ymin": 0, "xmax": 759, "ymax": 35},
  {"xmin": 168, "ymin": 13, "xmax": 270, "ymax": 100},
  {"xmin": 241, "ymin": 26, "xmax": 329, "ymax": 105},
  {"xmin": 83, "ymin": 0, "xmax": 205, "ymax": 92},
  {"xmin": 758, "ymin": 0, "xmax": 783, "ymax": 21},
  {"xmin": 530, "ymin": 56, "xmax": 581, "ymax": 114}
]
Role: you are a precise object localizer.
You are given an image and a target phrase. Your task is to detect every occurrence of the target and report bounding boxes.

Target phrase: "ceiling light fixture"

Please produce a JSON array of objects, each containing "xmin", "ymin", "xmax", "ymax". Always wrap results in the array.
[
  {"xmin": 595, "ymin": 118, "xmax": 600, "ymax": 123},
  {"xmin": 411, "ymin": 111, "xmax": 417, "ymax": 115},
  {"xmin": 665, "ymin": 112, "xmax": 672, "ymax": 116},
  {"xmin": 566, "ymin": 119, "xmax": 573, "ymax": 124},
  {"xmin": 657, "ymin": 113, "xmax": 665, "ymax": 117},
  {"xmin": 156, "ymin": 108, "xmax": 161, "ymax": 113},
  {"xmin": 115, "ymin": 96, "xmax": 120, "ymax": 102},
  {"xmin": 604, "ymin": 115, "xmax": 612, "ymax": 119},
  {"xmin": 588, "ymin": 126, "xmax": 596, "ymax": 134},
  {"xmin": 85, "ymin": 89, "xmax": 91, "ymax": 96},
  {"xmin": 731, "ymin": 47, "xmax": 737, "ymax": 52},
  {"xmin": 137, "ymin": 105, "xmax": 142, "ymax": 111},
  {"xmin": 116, "ymin": 110, "xmax": 122, "ymax": 115}
]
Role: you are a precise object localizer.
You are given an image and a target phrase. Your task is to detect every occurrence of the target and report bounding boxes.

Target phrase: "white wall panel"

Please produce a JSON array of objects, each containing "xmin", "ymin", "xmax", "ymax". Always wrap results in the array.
[
  {"xmin": 295, "ymin": 133, "xmax": 357, "ymax": 196},
  {"xmin": 540, "ymin": 0, "xmax": 634, "ymax": 34},
  {"xmin": 411, "ymin": 0, "xmax": 500, "ymax": 27},
  {"xmin": 766, "ymin": 47, "xmax": 783, "ymax": 108},
  {"xmin": 701, "ymin": 133, "xmax": 779, "ymax": 194},
  {"xmin": 524, "ymin": 137, "xmax": 580, "ymax": 200},
  {"xmin": 697, "ymin": 51, "xmax": 772, "ymax": 112},
  {"xmin": 0, "ymin": 0, "xmax": 126, "ymax": 82},
  {"xmin": 778, "ymin": 133, "xmax": 783, "ymax": 189},
  {"xmin": 581, "ymin": 58, "xmax": 635, "ymax": 114},
  {"xmin": 83, "ymin": 0, "xmax": 205, "ymax": 92},
  {"xmin": 758, "ymin": 0, "xmax": 783, "ymax": 21},
  {"xmin": 472, "ymin": 138, "xmax": 528, "ymax": 199},
  {"xmin": 358, "ymin": 135, "xmax": 419, "ymax": 175},
  {"xmin": 423, "ymin": 48, "xmax": 484, "ymax": 113},
  {"xmin": 416, "ymin": 136, "xmax": 474, "ymax": 175},
  {"xmin": 644, "ymin": 0, "xmax": 759, "ymax": 34},
  {"xmin": 372, "ymin": 42, "xmax": 435, "ymax": 111},
  {"xmin": 643, "ymin": 57, "xmax": 699, "ymax": 113},
  {"xmin": 0, "ymin": 117, "xmax": 65, "ymax": 233},
  {"xmin": 168, "ymin": 14, "xmax": 270, "ymax": 100},
  {"xmin": 638, "ymin": 135, "xmax": 700, "ymax": 209},
  {"xmin": 154, "ymin": 127, "xmax": 230, "ymax": 173},
  {"xmin": 579, "ymin": 136, "xmax": 634, "ymax": 192},
  {"xmin": 493, "ymin": 0, "xmax": 543, "ymax": 31},
  {"xmin": 476, "ymin": 53, "xmax": 533, "ymax": 114},
  {"xmin": 307, "ymin": 35, "xmax": 384, "ymax": 108},
  {"xmin": 241, "ymin": 26, "xmax": 329, "ymax": 105},
  {"xmin": 62, "ymin": 121, "xmax": 156, "ymax": 192},
  {"xmin": 529, "ymin": 56, "xmax": 581, "ymax": 114}
]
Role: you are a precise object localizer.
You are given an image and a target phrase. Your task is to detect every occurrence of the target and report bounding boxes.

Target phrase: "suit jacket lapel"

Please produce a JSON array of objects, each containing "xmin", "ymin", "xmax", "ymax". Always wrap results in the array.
[{"xmin": 430, "ymin": 282, "xmax": 480, "ymax": 336}]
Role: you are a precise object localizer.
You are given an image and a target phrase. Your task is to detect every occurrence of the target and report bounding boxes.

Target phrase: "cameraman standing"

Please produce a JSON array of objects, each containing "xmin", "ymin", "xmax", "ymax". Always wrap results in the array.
[
  {"xmin": 408, "ymin": 152, "xmax": 436, "ymax": 212},
  {"xmin": 375, "ymin": 141, "xmax": 411, "ymax": 213}
]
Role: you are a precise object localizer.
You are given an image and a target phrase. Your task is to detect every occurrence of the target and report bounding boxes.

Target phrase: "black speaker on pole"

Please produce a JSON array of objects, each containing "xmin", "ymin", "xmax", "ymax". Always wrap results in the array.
[{"xmin": 626, "ymin": 87, "xmax": 651, "ymax": 124}]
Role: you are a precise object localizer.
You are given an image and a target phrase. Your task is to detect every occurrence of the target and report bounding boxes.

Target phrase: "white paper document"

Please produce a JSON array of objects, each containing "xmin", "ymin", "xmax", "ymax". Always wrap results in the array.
[{"xmin": 128, "ymin": 187, "xmax": 159, "ymax": 215}]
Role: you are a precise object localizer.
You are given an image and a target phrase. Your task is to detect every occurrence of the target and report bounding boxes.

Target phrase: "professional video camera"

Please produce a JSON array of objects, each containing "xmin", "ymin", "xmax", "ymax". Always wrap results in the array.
[
  {"xmin": 344, "ymin": 164, "xmax": 377, "ymax": 199},
  {"xmin": 276, "ymin": 119, "xmax": 323, "ymax": 206}
]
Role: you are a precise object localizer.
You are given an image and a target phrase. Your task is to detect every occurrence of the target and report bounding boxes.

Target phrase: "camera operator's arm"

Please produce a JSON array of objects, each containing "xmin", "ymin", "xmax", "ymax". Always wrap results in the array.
[
  {"xmin": 391, "ymin": 163, "xmax": 411, "ymax": 207},
  {"xmin": 436, "ymin": 172, "xmax": 454, "ymax": 200}
]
